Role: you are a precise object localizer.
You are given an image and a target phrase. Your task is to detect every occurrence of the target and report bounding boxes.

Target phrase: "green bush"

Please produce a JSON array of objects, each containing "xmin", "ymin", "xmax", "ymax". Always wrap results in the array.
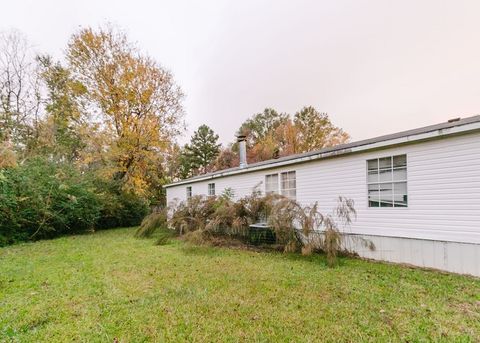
[
  {"xmin": 0, "ymin": 158, "xmax": 100, "ymax": 245},
  {"xmin": 0, "ymin": 157, "xmax": 151, "ymax": 246},
  {"xmin": 94, "ymin": 180, "xmax": 149, "ymax": 230},
  {"xmin": 0, "ymin": 170, "xmax": 21, "ymax": 245}
]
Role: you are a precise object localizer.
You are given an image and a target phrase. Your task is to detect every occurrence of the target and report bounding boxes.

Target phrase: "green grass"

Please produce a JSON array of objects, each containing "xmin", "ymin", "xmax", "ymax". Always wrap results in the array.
[{"xmin": 0, "ymin": 228, "xmax": 479, "ymax": 342}]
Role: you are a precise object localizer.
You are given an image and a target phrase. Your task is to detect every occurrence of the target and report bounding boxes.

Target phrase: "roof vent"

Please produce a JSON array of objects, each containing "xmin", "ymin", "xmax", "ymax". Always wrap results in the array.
[{"xmin": 448, "ymin": 117, "xmax": 461, "ymax": 123}]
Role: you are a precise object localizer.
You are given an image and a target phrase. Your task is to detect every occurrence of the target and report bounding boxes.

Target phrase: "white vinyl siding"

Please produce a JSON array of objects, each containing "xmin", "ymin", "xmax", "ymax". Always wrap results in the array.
[
  {"xmin": 265, "ymin": 174, "xmax": 279, "ymax": 194},
  {"xmin": 280, "ymin": 171, "xmax": 296, "ymax": 199},
  {"xmin": 166, "ymin": 131, "xmax": 480, "ymax": 245}
]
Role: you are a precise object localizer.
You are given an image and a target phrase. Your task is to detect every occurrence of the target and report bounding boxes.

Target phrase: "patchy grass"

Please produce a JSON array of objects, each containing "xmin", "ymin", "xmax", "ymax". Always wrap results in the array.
[{"xmin": 0, "ymin": 228, "xmax": 479, "ymax": 342}]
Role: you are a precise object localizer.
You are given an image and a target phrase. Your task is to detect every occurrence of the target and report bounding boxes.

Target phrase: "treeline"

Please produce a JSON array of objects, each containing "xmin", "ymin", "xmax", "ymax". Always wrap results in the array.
[
  {"xmin": 172, "ymin": 107, "xmax": 349, "ymax": 179},
  {"xmin": 0, "ymin": 26, "xmax": 182, "ymax": 244}
]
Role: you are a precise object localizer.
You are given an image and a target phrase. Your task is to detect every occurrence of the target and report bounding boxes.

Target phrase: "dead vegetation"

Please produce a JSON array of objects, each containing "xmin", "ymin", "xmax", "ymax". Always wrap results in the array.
[
  {"xmin": 136, "ymin": 187, "xmax": 364, "ymax": 267},
  {"xmin": 162, "ymin": 189, "xmax": 364, "ymax": 267},
  {"xmin": 135, "ymin": 210, "xmax": 168, "ymax": 238}
]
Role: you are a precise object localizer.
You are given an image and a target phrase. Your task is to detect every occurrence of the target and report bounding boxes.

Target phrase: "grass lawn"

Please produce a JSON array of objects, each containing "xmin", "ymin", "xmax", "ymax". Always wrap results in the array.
[{"xmin": 0, "ymin": 228, "xmax": 479, "ymax": 342}]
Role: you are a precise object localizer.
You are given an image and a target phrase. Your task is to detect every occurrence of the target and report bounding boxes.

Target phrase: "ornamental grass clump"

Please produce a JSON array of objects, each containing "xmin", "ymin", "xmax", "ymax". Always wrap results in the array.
[
  {"xmin": 268, "ymin": 197, "xmax": 302, "ymax": 252},
  {"xmin": 267, "ymin": 195, "xmax": 357, "ymax": 266},
  {"xmin": 135, "ymin": 209, "xmax": 168, "ymax": 238},
  {"xmin": 169, "ymin": 195, "xmax": 216, "ymax": 234},
  {"xmin": 154, "ymin": 229, "xmax": 175, "ymax": 246},
  {"xmin": 297, "ymin": 202, "xmax": 324, "ymax": 256},
  {"xmin": 312, "ymin": 196, "xmax": 357, "ymax": 267},
  {"xmin": 240, "ymin": 188, "xmax": 270, "ymax": 223},
  {"xmin": 204, "ymin": 191, "xmax": 238, "ymax": 236},
  {"xmin": 135, "ymin": 208, "xmax": 176, "ymax": 245},
  {"xmin": 164, "ymin": 189, "xmax": 359, "ymax": 267}
]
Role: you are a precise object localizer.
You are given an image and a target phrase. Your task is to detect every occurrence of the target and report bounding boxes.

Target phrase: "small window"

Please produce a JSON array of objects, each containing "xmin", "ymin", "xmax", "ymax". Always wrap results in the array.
[
  {"xmin": 265, "ymin": 174, "xmax": 279, "ymax": 194},
  {"xmin": 208, "ymin": 183, "xmax": 215, "ymax": 196},
  {"xmin": 186, "ymin": 186, "xmax": 192, "ymax": 199},
  {"xmin": 281, "ymin": 171, "xmax": 296, "ymax": 199},
  {"xmin": 367, "ymin": 155, "xmax": 407, "ymax": 207}
]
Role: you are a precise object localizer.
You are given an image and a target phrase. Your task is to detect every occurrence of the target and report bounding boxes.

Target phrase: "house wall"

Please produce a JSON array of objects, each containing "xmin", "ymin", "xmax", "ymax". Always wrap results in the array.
[{"xmin": 165, "ymin": 131, "xmax": 480, "ymax": 276}]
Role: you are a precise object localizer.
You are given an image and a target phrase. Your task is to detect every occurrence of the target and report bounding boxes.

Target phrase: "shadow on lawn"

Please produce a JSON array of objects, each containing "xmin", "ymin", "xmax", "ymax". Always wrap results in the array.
[
  {"xmin": 281, "ymin": 251, "xmax": 349, "ymax": 268},
  {"xmin": 179, "ymin": 244, "xmax": 219, "ymax": 257},
  {"xmin": 178, "ymin": 240, "xmax": 348, "ymax": 269}
]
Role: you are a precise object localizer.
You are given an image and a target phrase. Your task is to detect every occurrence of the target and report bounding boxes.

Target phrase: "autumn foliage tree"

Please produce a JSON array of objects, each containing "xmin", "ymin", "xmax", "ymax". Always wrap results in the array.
[
  {"xmin": 232, "ymin": 106, "xmax": 349, "ymax": 165},
  {"xmin": 213, "ymin": 146, "xmax": 239, "ymax": 171},
  {"xmin": 66, "ymin": 26, "xmax": 185, "ymax": 197},
  {"xmin": 238, "ymin": 108, "xmax": 288, "ymax": 148},
  {"xmin": 293, "ymin": 106, "xmax": 349, "ymax": 153}
]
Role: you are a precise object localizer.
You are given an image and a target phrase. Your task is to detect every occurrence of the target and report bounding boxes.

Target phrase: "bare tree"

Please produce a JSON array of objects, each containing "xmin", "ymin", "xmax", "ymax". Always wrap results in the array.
[{"xmin": 0, "ymin": 29, "xmax": 42, "ymax": 149}]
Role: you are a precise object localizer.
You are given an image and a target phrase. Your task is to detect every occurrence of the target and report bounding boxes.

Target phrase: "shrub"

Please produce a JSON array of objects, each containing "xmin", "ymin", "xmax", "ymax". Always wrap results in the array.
[
  {"xmin": 0, "ymin": 158, "xmax": 101, "ymax": 244},
  {"xmin": 0, "ymin": 157, "xmax": 153, "ymax": 246},
  {"xmin": 0, "ymin": 142, "xmax": 16, "ymax": 168},
  {"xmin": 0, "ymin": 169, "xmax": 22, "ymax": 245},
  {"xmin": 94, "ymin": 180, "xmax": 149, "ymax": 230}
]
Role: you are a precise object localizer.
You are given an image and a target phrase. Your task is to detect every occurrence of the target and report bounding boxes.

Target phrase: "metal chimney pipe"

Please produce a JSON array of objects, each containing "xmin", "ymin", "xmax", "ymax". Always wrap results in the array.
[{"xmin": 236, "ymin": 134, "xmax": 248, "ymax": 168}]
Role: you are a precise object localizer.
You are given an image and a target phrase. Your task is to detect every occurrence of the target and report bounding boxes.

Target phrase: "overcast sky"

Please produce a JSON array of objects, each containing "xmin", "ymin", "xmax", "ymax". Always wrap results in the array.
[{"xmin": 1, "ymin": 0, "xmax": 480, "ymax": 144}]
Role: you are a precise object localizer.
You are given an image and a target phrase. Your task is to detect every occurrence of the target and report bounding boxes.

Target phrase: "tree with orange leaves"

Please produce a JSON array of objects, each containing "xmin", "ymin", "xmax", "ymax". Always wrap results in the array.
[
  {"xmin": 66, "ymin": 25, "xmax": 185, "ymax": 197},
  {"xmin": 233, "ymin": 106, "xmax": 349, "ymax": 164}
]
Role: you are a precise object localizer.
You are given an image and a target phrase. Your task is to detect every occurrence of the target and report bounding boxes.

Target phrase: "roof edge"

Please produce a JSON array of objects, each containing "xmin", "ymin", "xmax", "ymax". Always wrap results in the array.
[{"xmin": 164, "ymin": 115, "xmax": 480, "ymax": 188}]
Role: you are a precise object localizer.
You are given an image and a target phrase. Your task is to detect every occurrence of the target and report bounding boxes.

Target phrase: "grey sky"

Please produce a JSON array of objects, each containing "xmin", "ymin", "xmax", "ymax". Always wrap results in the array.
[{"xmin": 2, "ymin": 0, "xmax": 479, "ymax": 144}]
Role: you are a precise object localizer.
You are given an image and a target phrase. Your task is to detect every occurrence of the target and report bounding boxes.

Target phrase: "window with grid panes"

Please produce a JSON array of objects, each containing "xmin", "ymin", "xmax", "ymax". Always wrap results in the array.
[
  {"xmin": 208, "ymin": 183, "xmax": 215, "ymax": 196},
  {"xmin": 280, "ymin": 171, "xmax": 296, "ymax": 199},
  {"xmin": 265, "ymin": 174, "xmax": 279, "ymax": 194},
  {"xmin": 367, "ymin": 155, "xmax": 407, "ymax": 207}
]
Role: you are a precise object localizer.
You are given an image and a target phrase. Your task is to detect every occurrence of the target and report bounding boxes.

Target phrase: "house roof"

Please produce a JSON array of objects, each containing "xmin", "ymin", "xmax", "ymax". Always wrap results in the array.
[{"xmin": 165, "ymin": 115, "xmax": 480, "ymax": 188}]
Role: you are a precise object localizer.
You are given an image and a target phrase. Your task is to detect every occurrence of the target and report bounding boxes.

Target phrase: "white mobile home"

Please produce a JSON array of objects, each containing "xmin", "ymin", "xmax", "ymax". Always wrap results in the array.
[{"xmin": 165, "ymin": 116, "xmax": 480, "ymax": 276}]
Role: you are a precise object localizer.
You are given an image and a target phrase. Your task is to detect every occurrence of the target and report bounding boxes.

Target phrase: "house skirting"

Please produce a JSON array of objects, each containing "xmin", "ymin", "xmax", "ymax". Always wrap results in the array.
[{"xmin": 342, "ymin": 233, "xmax": 480, "ymax": 277}]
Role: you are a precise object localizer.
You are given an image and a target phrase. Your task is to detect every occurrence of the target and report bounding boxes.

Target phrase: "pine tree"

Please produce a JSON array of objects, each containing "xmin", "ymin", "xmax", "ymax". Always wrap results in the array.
[{"xmin": 184, "ymin": 125, "xmax": 221, "ymax": 174}]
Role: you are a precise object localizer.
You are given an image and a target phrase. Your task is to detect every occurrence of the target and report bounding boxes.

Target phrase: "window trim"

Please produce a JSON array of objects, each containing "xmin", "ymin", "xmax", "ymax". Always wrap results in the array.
[
  {"xmin": 264, "ymin": 170, "xmax": 297, "ymax": 199},
  {"xmin": 280, "ymin": 170, "xmax": 297, "ymax": 199},
  {"xmin": 366, "ymin": 154, "xmax": 408, "ymax": 209},
  {"xmin": 208, "ymin": 183, "xmax": 215, "ymax": 196},
  {"xmin": 265, "ymin": 173, "xmax": 279, "ymax": 195}
]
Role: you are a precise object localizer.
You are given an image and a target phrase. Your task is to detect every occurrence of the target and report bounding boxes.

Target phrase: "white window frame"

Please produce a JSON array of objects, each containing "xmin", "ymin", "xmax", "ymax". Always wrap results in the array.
[
  {"xmin": 208, "ymin": 183, "xmax": 215, "ymax": 196},
  {"xmin": 186, "ymin": 186, "xmax": 192, "ymax": 199},
  {"xmin": 280, "ymin": 171, "xmax": 296, "ymax": 199},
  {"xmin": 265, "ymin": 173, "xmax": 279, "ymax": 195},
  {"xmin": 366, "ymin": 154, "xmax": 408, "ymax": 208}
]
